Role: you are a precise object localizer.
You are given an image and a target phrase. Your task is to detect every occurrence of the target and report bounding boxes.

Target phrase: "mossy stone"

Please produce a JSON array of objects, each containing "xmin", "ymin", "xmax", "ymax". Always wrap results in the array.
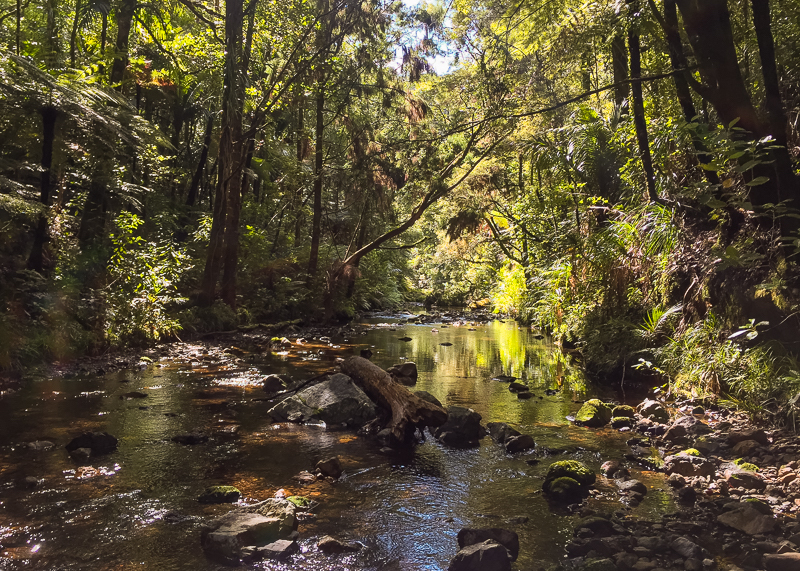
[
  {"xmin": 545, "ymin": 460, "xmax": 596, "ymax": 487},
  {"xmin": 734, "ymin": 458, "xmax": 759, "ymax": 472},
  {"xmin": 198, "ymin": 485, "xmax": 241, "ymax": 504},
  {"xmin": 610, "ymin": 417, "xmax": 632, "ymax": 429},
  {"xmin": 575, "ymin": 399, "xmax": 612, "ymax": 427},
  {"xmin": 679, "ymin": 448, "xmax": 701, "ymax": 457},
  {"xmin": 543, "ymin": 476, "xmax": 583, "ymax": 502},
  {"xmin": 286, "ymin": 495, "xmax": 310, "ymax": 507},
  {"xmin": 611, "ymin": 405, "xmax": 635, "ymax": 418}
]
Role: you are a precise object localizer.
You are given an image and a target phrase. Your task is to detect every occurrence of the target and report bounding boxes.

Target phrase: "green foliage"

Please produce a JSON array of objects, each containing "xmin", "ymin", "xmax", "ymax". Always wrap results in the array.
[
  {"xmin": 733, "ymin": 458, "xmax": 759, "ymax": 472},
  {"xmin": 105, "ymin": 212, "xmax": 190, "ymax": 344}
]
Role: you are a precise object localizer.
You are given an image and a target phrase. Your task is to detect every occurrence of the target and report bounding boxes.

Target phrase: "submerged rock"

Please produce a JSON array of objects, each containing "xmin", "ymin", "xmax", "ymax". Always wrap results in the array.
[
  {"xmin": 414, "ymin": 390, "xmax": 443, "ymax": 408},
  {"xmin": 388, "ymin": 362, "xmax": 418, "ymax": 386},
  {"xmin": 448, "ymin": 539, "xmax": 511, "ymax": 571},
  {"xmin": 315, "ymin": 457, "xmax": 342, "ymax": 479},
  {"xmin": 201, "ymin": 510, "xmax": 295, "ymax": 564},
  {"xmin": 172, "ymin": 432, "xmax": 209, "ymax": 445},
  {"xmin": 434, "ymin": 406, "xmax": 485, "ymax": 448},
  {"xmin": 486, "ymin": 422, "xmax": 521, "ymax": 444},
  {"xmin": 268, "ymin": 373, "xmax": 377, "ymax": 426},
  {"xmin": 198, "ymin": 485, "xmax": 241, "ymax": 504},
  {"xmin": 504, "ymin": 434, "xmax": 535, "ymax": 454},
  {"xmin": 574, "ymin": 400, "xmax": 612, "ymax": 427},
  {"xmin": 318, "ymin": 535, "xmax": 361, "ymax": 554},
  {"xmin": 65, "ymin": 432, "xmax": 118, "ymax": 456}
]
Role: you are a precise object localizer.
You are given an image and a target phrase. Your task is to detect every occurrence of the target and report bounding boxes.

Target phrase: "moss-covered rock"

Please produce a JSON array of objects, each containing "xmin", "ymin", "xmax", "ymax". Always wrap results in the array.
[
  {"xmin": 734, "ymin": 458, "xmax": 759, "ymax": 472},
  {"xmin": 286, "ymin": 495, "xmax": 310, "ymax": 508},
  {"xmin": 198, "ymin": 485, "xmax": 241, "ymax": 504},
  {"xmin": 575, "ymin": 399, "xmax": 613, "ymax": 427},
  {"xmin": 611, "ymin": 405, "xmax": 635, "ymax": 418},
  {"xmin": 543, "ymin": 476, "xmax": 584, "ymax": 502},
  {"xmin": 679, "ymin": 448, "xmax": 701, "ymax": 457},
  {"xmin": 545, "ymin": 460, "xmax": 596, "ymax": 487},
  {"xmin": 610, "ymin": 416, "xmax": 632, "ymax": 429}
]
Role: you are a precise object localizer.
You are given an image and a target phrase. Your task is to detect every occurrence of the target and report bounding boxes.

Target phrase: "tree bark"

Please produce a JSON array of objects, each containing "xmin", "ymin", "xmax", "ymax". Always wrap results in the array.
[
  {"xmin": 110, "ymin": 0, "xmax": 136, "ymax": 87},
  {"xmin": 611, "ymin": 33, "xmax": 629, "ymax": 108},
  {"xmin": 187, "ymin": 112, "xmax": 214, "ymax": 207},
  {"xmin": 628, "ymin": 5, "xmax": 658, "ymax": 202},
  {"xmin": 307, "ymin": 82, "xmax": 325, "ymax": 282},
  {"xmin": 340, "ymin": 356, "xmax": 447, "ymax": 445},
  {"xmin": 28, "ymin": 105, "xmax": 58, "ymax": 273},
  {"xmin": 70, "ymin": 0, "xmax": 81, "ymax": 67}
]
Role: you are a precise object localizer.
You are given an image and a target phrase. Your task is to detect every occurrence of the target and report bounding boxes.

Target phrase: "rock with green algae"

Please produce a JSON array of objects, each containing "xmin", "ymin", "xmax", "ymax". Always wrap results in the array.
[
  {"xmin": 733, "ymin": 458, "xmax": 759, "ymax": 471},
  {"xmin": 610, "ymin": 417, "xmax": 632, "ymax": 429},
  {"xmin": 611, "ymin": 405, "xmax": 635, "ymax": 418},
  {"xmin": 679, "ymin": 448, "xmax": 701, "ymax": 457},
  {"xmin": 198, "ymin": 485, "xmax": 241, "ymax": 504},
  {"xmin": 575, "ymin": 400, "xmax": 612, "ymax": 427},
  {"xmin": 286, "ymin": 496, "xmax": 310, "ymax": 508},
  {"xmin": 545, "ymin": 460, "xmax": 596, "ymax": 486},
  {"xmin": 543, "ymin": 477, "xmax": 584, "ymax": 502}
]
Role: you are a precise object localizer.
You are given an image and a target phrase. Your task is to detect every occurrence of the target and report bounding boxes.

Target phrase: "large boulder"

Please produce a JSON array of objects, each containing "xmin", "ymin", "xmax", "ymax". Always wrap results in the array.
[
  {"xmin": 457, "ymin": 528, "xmax": 519, "ymax": 561},
  {"xmin": 727, "ymin": 428, "xmax": 769, "ymax": 446},
  {"xmin": 763, "ymin": 553, "xmax": 800, "ymax": 571},
  {"xmin": 447, "ymin": 539, "xmax": 511, "ymax": 571},
  {"xmin": 486, "ymin": 422, "xmax": 521, "ymax": 444},
  {"xmin": 201, "ymin": 508, "xmax": 295, "ymax": 564},
  {"xmin": 575, "ymin": 400, "xmax": 612, "ymax": 427},
  {"xmin": 434, "ymin": 406, "xmax": 485, "ymax": 448},
  {"xmin": 198, "ymin": 486, "xmax": 241, "ymax": 504},
  {"xmin": 267, "ymin": 374, "xmax": 377, "ymax": 426},
  {"xmin": 65, "ymin": 432, "xmax": 118, "ymax": 456},
  {"xmin": 251, "ymin": 498, "xmax": 298, "ymax": 534},
  {"xmin": 663, "ymin": 455, "xmax": 716, "ymax": 478}
]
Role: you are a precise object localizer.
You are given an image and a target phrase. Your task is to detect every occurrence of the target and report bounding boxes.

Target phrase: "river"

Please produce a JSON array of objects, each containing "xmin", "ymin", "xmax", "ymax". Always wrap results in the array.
[{"xmin": 0, "ymin": 313, "xmax": 673, "ymax": 570}]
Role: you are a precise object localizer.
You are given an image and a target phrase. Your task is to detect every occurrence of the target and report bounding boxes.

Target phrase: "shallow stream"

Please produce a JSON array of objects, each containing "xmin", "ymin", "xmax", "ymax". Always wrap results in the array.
[{"xmin": 0, "ymin": 314, "xmax": 674, "ymax": 570}]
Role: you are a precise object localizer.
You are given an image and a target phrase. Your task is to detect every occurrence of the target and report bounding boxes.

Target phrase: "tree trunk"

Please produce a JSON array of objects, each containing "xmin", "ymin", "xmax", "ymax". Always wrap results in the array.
[
  {"xmin": 78, "ymin": 178, "xmax": 108, "ymax": 249},
  {"xmin": 611, "ymin": 33, "xmax": 629, "ymax": 108},
  {"xmin": 340, "ymin": 356, "xmax": 447, "ymax": 445},
  {"xmin": 307, "ymin": 82, "xmax": 324, "ymax": 281},
  {"xmin": 187, "ymin": 113, "xmax": 214, "ymax": 207},
  {"xmin": 628, "ymin": 4, "xmax": 658, "ymax": 202},
  {"xmin": 661, "ymin": 0, "xmax": 719, "ymax": 185},
  {"xmin": 15, "ymin": 0, "xmax": 21, "ymax": 55},
  {"xmin": 110, "ymin": 0, "xmax": 136, "ymax": 87},
  {"xmin": 28, "ymin": 105, "xmax": 59, "ymax": 273},
  {"xmin": 70, "ymin": 0, "xmax": 81, "ymax": 67},
  {"xmin": 751, "ymin": 0, "xmax": 798, "ymax": 207}
]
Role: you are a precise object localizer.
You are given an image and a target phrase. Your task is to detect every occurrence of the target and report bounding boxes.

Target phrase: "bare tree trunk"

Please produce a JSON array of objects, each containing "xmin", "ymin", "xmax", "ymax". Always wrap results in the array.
[
  {"xmin": 628, "ymin": 3, "xmax": 658, "ymax": 202},
  {"xmin": 15, "ymin": 0, "xmax": 21, "ymax": 55},
  {"xmin": 70, "ymin": 0, "xmax": 81, "ymax": 67},
  {"xmin": 341, "ymin": 357, "xmax": 447, "ymax": 445},
  {"xmin": 611, "ymin": 33, "xmax": 629, "ymax": 108},
  {"xmin": 28, "ymin": 105, "xmax": 59, "ymax": 273}
]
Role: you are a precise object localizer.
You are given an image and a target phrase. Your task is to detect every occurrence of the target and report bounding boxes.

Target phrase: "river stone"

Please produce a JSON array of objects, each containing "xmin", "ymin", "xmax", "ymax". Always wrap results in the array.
[
  {"xmin": 544, "ymin": 476, "xmax": 584, "ymax": 502},
  {"xmin": 544, "ymin": 460, "xmax": 596, "ymax": 487},
  {"xmin": 611, "ymin": 405, "xmax": 635, "ymax": 418},
  {"xmin": 727, "ymin": 428, "xmax": 769, "ymax": 446},
  {"xmin": 201, "ymin": 512, "xmax": 291, "ymax": 563},
  {"xmin": 731, "ymin": 439, "xmax": 762, "ymax": 457},
  {"xmin": 318, "ymin": 535, "xmax": 360, "ymax": 553},
  {"xmin": 172, "ymin": 432, "xmax": 209, "ymax": 445},
  {"xmin": 663, "ymin": 455, "xmax": 715, "ymax": 477},
  {"xmin": 268, "ymin": 373, "xmax": 377, "ymax": 426},
  {"xmin": 457, "ymin": 528, "xmax": 519, "ymax": 561},
  {"xmin": 763, "ymin": 553, "xmax": 800, "ymax": 571},
  {"xmin": 601, "ymin": 461, "xmax": 622, "ymax": 477},
  {"xmin": 617, "ymin": 479, "xmax": 647, "ymax": 495},
  {"xmin": 504, "ymin": 434, "xmax": 535, "ymax": 454},
  {"xmin": 717, "ymin": 503, "xmax": 776, "ymax": 535},
  {"xmin": 663, "ymin": 424, "xmax": 688, "ymax": 442},
  {"xmin": 315, "ymin": 457, "xmax": 342, "ymax": 479},
  {"xmin": 65, "ymin": 432, "xmax": 118, "ymax": 456},
  {"xmin": 27, "ymin": 440, "xmax": 54, "ymax": 451},
  {"xmin": 575, "ymin": 399, "xmax": 612, "ymax": 427},
  {"xmin": 638, "ymin": 399, "xmax": 669, "ymax": 423},
  {"xmin": 389, "ymin": 362, "xmax": 418, "ymax": 381},
  {"xmin": 723, "ymin": 465, "xmax": 766, "ymax": 490},
  {"xmin": 671, "ymin": 536, "xmax": 703, "ymax": 559},
  {"xmin": 508, "ymin": 382, "xmax": 528, "ymax": 393},
  {"xmin": 262, "ymin": 375, "xmax": 286, "ymax": 394},
  {"xmin": 574, "ymin": 516, "xmax": 615, "ymax": 537},
  {"xmin": 198, "ymin": 485, "xmax": 241, "ymax": 504},
  {"xmin": 434, "ymin": 406, "xmax": 484, "ymax": 448},
  {"xmin": 610, "ymin": 417, "xmax": 633, "ymax": 429},
  {"xmin": 447, "ymin": 539, "xmax": 511, "ymax": 571},
  {"xmin": 414, "ymin": 390, "xmax": 443, "ymax": 408},
  {"xmin": 486, "ymin": 422, "xmax": 521, "ymax": 444}
]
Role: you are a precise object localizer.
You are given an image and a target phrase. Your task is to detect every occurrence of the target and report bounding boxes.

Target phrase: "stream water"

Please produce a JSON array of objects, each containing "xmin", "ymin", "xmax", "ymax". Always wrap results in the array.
[{"xmin": 0, "ymin": 314, "xmax": 674, "ymax": 570}]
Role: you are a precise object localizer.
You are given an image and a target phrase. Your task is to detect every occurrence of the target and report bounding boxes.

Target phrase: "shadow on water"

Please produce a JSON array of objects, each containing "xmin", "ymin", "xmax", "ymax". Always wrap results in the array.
[{"xmin": 0, "ymin": 315, "xmax": 672, "ymax": 570}]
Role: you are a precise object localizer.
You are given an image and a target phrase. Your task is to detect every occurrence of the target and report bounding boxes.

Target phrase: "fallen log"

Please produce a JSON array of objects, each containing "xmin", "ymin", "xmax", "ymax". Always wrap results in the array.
[{"xmin": 341, "ymin": 356, "xmax": 447, "ymax": 445}]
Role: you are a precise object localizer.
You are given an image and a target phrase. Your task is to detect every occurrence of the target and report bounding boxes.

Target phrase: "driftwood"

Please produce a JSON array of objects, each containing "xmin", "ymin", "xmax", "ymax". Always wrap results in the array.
[{"xmin": 341, "ymin": 356, "xmax": 447, "ymax": 445}]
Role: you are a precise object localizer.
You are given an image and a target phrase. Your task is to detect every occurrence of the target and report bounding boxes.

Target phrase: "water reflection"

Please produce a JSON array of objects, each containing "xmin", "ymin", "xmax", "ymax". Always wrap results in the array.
[{"xmin": 0, "ymin": 317, "xmax": 672, "ymax": 570}]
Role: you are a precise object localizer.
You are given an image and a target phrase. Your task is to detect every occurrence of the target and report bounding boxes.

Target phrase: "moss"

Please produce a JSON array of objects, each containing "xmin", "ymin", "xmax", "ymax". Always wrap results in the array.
[
  {"xmin": 679, "ymin": 448, "xmax": 701, "ymax": 457},
  {"xmin": 611, "ymin": 405, "xmax": 635, "ymax": 418},
  {"xmin": 286, "ymin": 495, "xmax": 310, "ymax": 507},
  {"xmin": 733, "ymin": 458, "xmax": 759, "ymax": 471},
  {"xmin": 575, "ymin": 399, "xmax": 613, "ymax": 427},
  {"xmin": 198, "ymin": 485, "xmax": 241, "ymax": 504},
  {"xmin": 545, "ymin": 460, "xmax": 596, "ymax": 487},
  {"xmin": 610, "ymin": 416, "xmax": 633, "ymax": 429},
  {"xmin": 543, "ymin": 476, "xmax": 583, "ymax": 501}
]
